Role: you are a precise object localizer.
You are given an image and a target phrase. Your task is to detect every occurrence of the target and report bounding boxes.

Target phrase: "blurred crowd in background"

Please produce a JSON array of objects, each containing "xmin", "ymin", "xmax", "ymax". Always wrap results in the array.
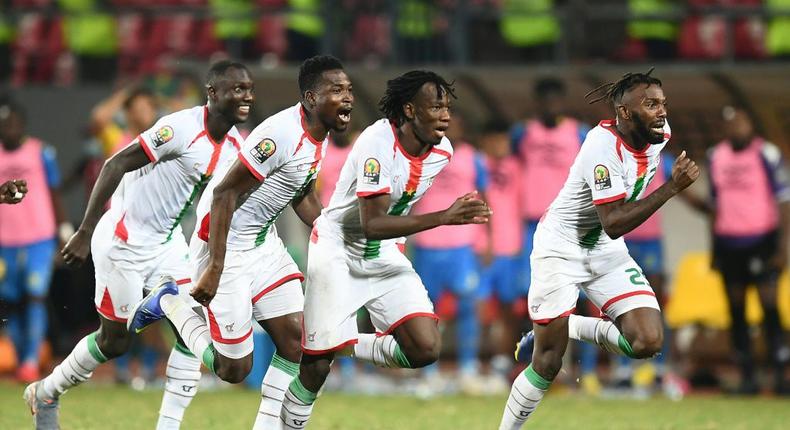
[
  {"xmin": 2, "ymin": 0, "xmax": 790, "ymax": 402},
  {"xmin": 2, "ymin": 0, "xmax": 790, "ymax": 85}
]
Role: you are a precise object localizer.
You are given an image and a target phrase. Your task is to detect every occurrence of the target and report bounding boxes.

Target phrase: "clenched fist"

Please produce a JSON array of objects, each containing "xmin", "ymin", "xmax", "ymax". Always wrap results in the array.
[{"xmin": 669, "ymin": 150, "xmax": 700, "ymax": 194}]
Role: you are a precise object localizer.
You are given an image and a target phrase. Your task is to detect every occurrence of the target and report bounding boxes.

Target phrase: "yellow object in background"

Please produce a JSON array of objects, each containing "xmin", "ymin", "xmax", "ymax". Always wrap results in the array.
[{"xmin": 666, "ymin": 252, "xmax": 790, "ymax": 330}]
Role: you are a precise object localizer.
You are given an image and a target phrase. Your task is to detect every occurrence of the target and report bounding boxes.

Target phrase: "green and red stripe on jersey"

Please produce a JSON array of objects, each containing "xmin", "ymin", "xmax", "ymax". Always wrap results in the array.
[{"xmin": 362, "ymin": 123, "xmax": 426, "ymax": 260}]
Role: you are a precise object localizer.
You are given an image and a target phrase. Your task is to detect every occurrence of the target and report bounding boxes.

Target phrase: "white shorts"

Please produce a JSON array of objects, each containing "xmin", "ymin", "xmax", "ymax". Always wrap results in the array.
[
  {"xmin": 190, "ymin": 236, "xmax": 304, "ymax": 359},
  {"xmin": 92, "ymin": 215, "xmax": 196, "ymax": 323},
  {"xmin": 302, "ymin": 228, "xmax": 437, "ymax": 355},
  {"xmin": 528, "ymin": 224, "xmax": 660, "ymax": 324}
]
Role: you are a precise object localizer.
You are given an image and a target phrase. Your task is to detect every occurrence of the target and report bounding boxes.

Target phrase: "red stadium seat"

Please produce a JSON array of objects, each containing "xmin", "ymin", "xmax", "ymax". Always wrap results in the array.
[
  {"xmin": 11, "ymin": 13, "xmax": 46, "ymax": 85},
  {"xmin": 256, "ymin": 15, "xmax": 287, "ymax": 58},
  {"xmin": 194, "ymin": 19, "xmax": 224, "ymax": 58},
  {"xmin": 345, "ymin": 15, "xmax": 391, "ymax": 61},
  {"xmin": 117, "ymin": 13, "xmax": 147, "ymax": 78},
  {"xmin": 733, "ymin": 18, "xmax": 766, "ymax": 59},
  {"xmin": 678, "ymin": 15, "xmax": 726, "ymax": 59}
]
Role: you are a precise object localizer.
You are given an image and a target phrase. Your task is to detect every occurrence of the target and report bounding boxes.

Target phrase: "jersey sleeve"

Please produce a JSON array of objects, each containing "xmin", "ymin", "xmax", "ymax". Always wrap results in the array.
[
  {"xmin": 581, "ymin": 139, "xmax": 626, "ymax": 205},
  {"xmin": 355, "ymin": 136, "xmax": 392, "ymax": 198},
  {"xmin": 473, "ymin": 152, "xmax": 489, "ymax": 191},
  {"xmin": 760, "ymin": 142, "xmax": 790, "ymax": 203},
  {"xmin": 237, "ymin": 125, "xmax": 289, "ymax": 182},
  {"xmin": 41, "ymin": 144, "xmax": 61, "ymax": 188},
  {"xmin": 137, "ymin": 114, "xmax": 189, "ymax": 162}
]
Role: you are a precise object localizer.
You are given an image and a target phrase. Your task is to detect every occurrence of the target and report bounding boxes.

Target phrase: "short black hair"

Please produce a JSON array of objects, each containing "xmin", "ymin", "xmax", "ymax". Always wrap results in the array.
[
  {"xmin": 378, "ymin": 70, "xmax": 456, "ymax": 126},
  {"xmin": 482, "ymin": 118, "xmax": 511, "ymax": 135},
  {"xmin": 205, "ymin": 60, "xmax": 249, "ymax": 87},
  {"xmin": 534, "ymin": 77, "xmax": 565, "ymax": 98},
  {"xmin": 122, "ymin": 87, "xmax": 156, "ymax": 111},
  {"xmin": 585, "ymin": 68, "xmax": 662, "ymax": 106},
  {"xmin": 298, "ymin": 55, "xmax": 344, "ymax": 95},
  {"xmin": 0, "ymin": 97, "xmax": 26, "ymax": 124}
]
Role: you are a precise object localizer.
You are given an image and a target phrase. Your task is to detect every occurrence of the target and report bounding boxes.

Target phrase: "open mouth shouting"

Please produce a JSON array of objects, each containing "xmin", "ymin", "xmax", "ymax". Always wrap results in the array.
[{"xmin": 336, "ymin": 105, "xmax": 353, "ymax": 127}]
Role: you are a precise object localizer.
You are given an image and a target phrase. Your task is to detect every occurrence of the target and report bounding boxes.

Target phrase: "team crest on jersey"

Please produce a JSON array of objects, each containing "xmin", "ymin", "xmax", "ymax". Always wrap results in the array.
[
  {"xmin": 594, "ymin": 164, "xmax": 611, "ymax": 190},
  {"xmin": 250, "ymin": 138, "xmax": 276, "ymax": 163},
  {"xmin": 363, "ymin": 158, "xmax": 381, "ymax": 185},
  {"xmin": 152, "ymin": 126, "xmax": 174, "ymax": 147}
]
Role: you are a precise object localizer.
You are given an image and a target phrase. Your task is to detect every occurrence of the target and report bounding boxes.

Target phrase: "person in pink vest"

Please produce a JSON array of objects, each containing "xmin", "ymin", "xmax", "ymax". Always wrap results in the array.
[
  {"xmin": 0, "ymin": 99, "xmax": 68, "ymax": 383},
  {"xmin": 475, "ymin": 119, "xmax": 524, "ymax": 386},
  {"xmin": 707, "ymin": 106, "xmax": 790, "ymax": 395},
  {"xmin": 511, "ymin": 78, "xmax": 590, "ymax": 295},
  {"xmin": 0, "ymin": 179, "xmax": 27, "ymax": 203},
  {"xmin": 411, "ymin": 113, "xmax": 489, "ymax": 391}
]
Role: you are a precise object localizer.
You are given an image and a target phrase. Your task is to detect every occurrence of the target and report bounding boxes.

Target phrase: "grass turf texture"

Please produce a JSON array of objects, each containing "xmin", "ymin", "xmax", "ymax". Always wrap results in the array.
[{"xmin": 1, "ymin": 381, "xmax": 788, "ymax": 429}]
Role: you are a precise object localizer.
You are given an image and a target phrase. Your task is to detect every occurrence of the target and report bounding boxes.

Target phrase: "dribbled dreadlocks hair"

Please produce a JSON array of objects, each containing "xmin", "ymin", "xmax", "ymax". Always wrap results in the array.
[
  {"xmin": 585, "ymin": 68, "xmax": 662, "ymax": 105},
  {"xmin": 298, "ymin": 55, "xmax": 344, "ymax": 95},
  {"xmin": 379, "ymin": 70, "xmax": 457, "ymax": 126}
]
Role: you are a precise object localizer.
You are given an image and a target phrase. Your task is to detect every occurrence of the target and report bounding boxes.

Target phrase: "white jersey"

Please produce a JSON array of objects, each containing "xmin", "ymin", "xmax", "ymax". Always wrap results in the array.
[
  {"xmin": 541, "ymin": 119, "xmax": 671, "ymax": 249},
  {"xmin": 195, "ymin": 103, "xmax": 328, "ymax": 251},
  {"xmin": 318, "ymin": 118, "xmax": 453, "ymax": 259},
  {"xmin": 109, "ymin": 106, "xmax": 242, "ymax": 246}
]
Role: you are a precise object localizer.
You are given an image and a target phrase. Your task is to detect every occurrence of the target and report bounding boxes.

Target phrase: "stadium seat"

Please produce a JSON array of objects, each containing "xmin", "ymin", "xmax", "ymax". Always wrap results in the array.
[
  {"xmin": 255, "ymin": 15, "xmax": 287, "ymax": 58},
  {"xmin": 345, "ymin": 14, "xmax": 391, "ymax": 61},
  {"xmin": 665, "ymin": 252, "xmax": 790, "ymax": 330},
  {"xmin": 11, "ymin": 13, "xmax": 46, "ymax": 85},
  {"xmin": 733, "ymin": 17, "xmax": 766, "ymax": 59},
  {"xmin": 678, "ymin": 16, "xmax": 726, "ymax": 59},
  {"xmin": 194, "ymin": 19, "xmax": 224, "ymax": 58},
  {"xmin": 117, "ymin": 13, "xmax": 147, "ymax": 77}
]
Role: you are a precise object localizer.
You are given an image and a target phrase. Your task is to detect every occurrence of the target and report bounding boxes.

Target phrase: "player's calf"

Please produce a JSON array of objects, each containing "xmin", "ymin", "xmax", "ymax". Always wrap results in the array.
[
  {"xmin": 96, "ymin": 318, "xmax": 134, "ymax": 359},
  {"xmin": 618, "ymin": 308, "xmax": 664, "ymax": 359},
  {"xmin": 392, "ymin": 317, "xmax": 442, "ymax": 368}
]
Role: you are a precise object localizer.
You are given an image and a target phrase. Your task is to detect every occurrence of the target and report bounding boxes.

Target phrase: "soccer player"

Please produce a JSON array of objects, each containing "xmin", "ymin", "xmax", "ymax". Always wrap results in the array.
[
  {"xmin": 23, "ymin": 60, "xmax": 253, "ymax": 430},
  {"xmin": 0, "ymin": 179, "xmax": 27, "ymax": 203},
  {"xmin": 279, "ymin": 70, "xmax": 492, "ymax": 428},
  {"xmin": 500, "ymin": 70, "xmax": 699, "ymax": 429},
  {"xmin": 127, "ymin": 56, "xmax": 354, "ymax": 429},
  {"xmin": 0, "ymin": 100, "xmax": 69, "ymax": 383}
]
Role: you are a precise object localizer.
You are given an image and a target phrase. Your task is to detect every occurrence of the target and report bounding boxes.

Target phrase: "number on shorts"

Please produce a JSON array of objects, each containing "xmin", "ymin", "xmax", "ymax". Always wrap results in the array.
[{"xmin": 625, "ymin": 268, "xmax": 646, "ymax": 286}]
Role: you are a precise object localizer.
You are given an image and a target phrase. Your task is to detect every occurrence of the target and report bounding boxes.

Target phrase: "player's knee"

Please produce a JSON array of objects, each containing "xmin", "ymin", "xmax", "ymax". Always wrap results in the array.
[
  {"xmin": 97, "ymin": 331, "xmax": 132, "ymax": 359},
  {"xmin": 403, "ymin": 336, "xmax": 441, "ymax": 368},
  {"xmin": 532, "ymin": 349, "xmax": 563, "ymax": 380},
  {"xmin": 630, "ymin": 329, "xmax": 663, "ymax": 359},
  {"xmin": 214, "ymin": 357, "xmax": 252, "ymax": 384}
]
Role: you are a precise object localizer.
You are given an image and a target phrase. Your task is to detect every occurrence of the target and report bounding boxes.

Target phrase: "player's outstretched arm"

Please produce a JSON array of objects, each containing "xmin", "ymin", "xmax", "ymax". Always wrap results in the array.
[
  {"xmin": 358, "ymin": 191, "xmax": 491, "ymax": 241},
  {"xmin": 62, "ymin": 141, "xmax": 151, "ymax": 266},
  {"xmin": 0, "ymin": 179, "xmax": 27, "ymax": 204},
  {"xmin": 595, "ymin": 150, "xmax": 699, "ymax": 239},
  {"xmin": 191, "ymin": 160, "xmax": 258, "ymax": 306},
  {"xmin": 291, "ymin": 179, "xmax": 323, "ymax": 227}
]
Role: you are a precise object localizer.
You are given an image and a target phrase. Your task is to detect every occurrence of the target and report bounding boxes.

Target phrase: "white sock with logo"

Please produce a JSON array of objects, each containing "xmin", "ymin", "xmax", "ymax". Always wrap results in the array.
[{"xmin": 156, "ymin": 346, "xmax": 202, "ymax": 429}]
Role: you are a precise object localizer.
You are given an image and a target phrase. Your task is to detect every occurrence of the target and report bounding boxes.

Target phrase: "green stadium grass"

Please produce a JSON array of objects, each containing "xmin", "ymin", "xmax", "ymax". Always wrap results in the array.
[{"xmin": 1, "ymin": 381, "xmax": 788, "ymax": 429}]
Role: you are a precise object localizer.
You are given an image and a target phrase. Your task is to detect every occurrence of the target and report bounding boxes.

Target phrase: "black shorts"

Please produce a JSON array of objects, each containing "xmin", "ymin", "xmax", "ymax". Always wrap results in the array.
[{"xmin": 714, "ymin": 232, "xmax": 779, "ymax": 286}]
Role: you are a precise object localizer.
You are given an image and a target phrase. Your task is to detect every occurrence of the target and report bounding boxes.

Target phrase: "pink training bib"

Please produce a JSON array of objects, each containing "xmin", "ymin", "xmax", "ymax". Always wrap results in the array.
[{"xmin": 0, "ymin": 137, "xmax": 56, "ymax": 246}]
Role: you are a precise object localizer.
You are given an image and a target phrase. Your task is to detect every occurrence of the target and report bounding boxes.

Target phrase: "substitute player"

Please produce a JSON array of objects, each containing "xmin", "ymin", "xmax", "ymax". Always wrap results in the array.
[
  {"xmin": 278, "ymin": 70, "xmax": 492, "ymax": 428},
  {"xmin": 500, "ymin": 70, "xmax": 699, "ymax": 429},
  {"xmin": 24, "ymin": 60, "xmax": 253, "ymax": 430},
  {"xmin": 127, "ymin": 56, "xmax": 354, "ymax": 429}
]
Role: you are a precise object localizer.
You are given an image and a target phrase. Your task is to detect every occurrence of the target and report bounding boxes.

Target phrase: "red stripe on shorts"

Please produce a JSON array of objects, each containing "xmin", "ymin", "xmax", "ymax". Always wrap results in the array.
[
  {"xmin": 378, "ymin": 312, "xmax": 439, "ymax": 336},
  {"xmin": 251, "ymin": 273, "xmax": 304, "ymax": 304},
  {"xmin": 600, "ymin": 290, "xmax": 655, "ymax": 313},
  {"xmin": 531, "ymin": 307, "xmax": 576, "ymax": 325}
]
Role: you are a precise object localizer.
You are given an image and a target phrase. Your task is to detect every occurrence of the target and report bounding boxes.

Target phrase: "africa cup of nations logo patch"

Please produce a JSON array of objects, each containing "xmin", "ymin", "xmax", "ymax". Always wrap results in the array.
[
  {"xmin": 594, "ymin": 164, "xmax": 611, "ymax": 190},
  {"xmin": 363, "ymin": 157, "xmax": 381, "ymax": 185},
  {"xmin": 152, "ymin": 125, "xmax": 174, "ymax": 147},
  {"xmin": 250, "ymin": 138, "xmax": 276, "ymax": 163}
]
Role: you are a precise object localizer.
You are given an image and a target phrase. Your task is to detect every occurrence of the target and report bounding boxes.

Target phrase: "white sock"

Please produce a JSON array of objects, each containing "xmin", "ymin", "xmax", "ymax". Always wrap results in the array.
[
  {"xmin": 498, "ymin": 365, "xmax": 550, "ymax": 430},
  {"xmin": 280, "ymin": 377, "xmax": 317, "ymax": 429},
  {"xmin": 567, "ymin": 314, "xmax": 634, "ymax": 357},
  {"xmin": 352, "ymin": 333, "xmax": 412, "ymax": 368},
  {"xmin": 253, "ymin": 352, "xmax": 300, "ymax": 430},
  {"xmin": 38, "ymin": 331, "xmax": 107, "ymax": 400},
  {"xmin": 160, "ymin": 295, "xmax": 214, "ymax": 369},
  {"xmin": 156, "ymin": 346, "xmax": 202, "ymax": 430}
]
